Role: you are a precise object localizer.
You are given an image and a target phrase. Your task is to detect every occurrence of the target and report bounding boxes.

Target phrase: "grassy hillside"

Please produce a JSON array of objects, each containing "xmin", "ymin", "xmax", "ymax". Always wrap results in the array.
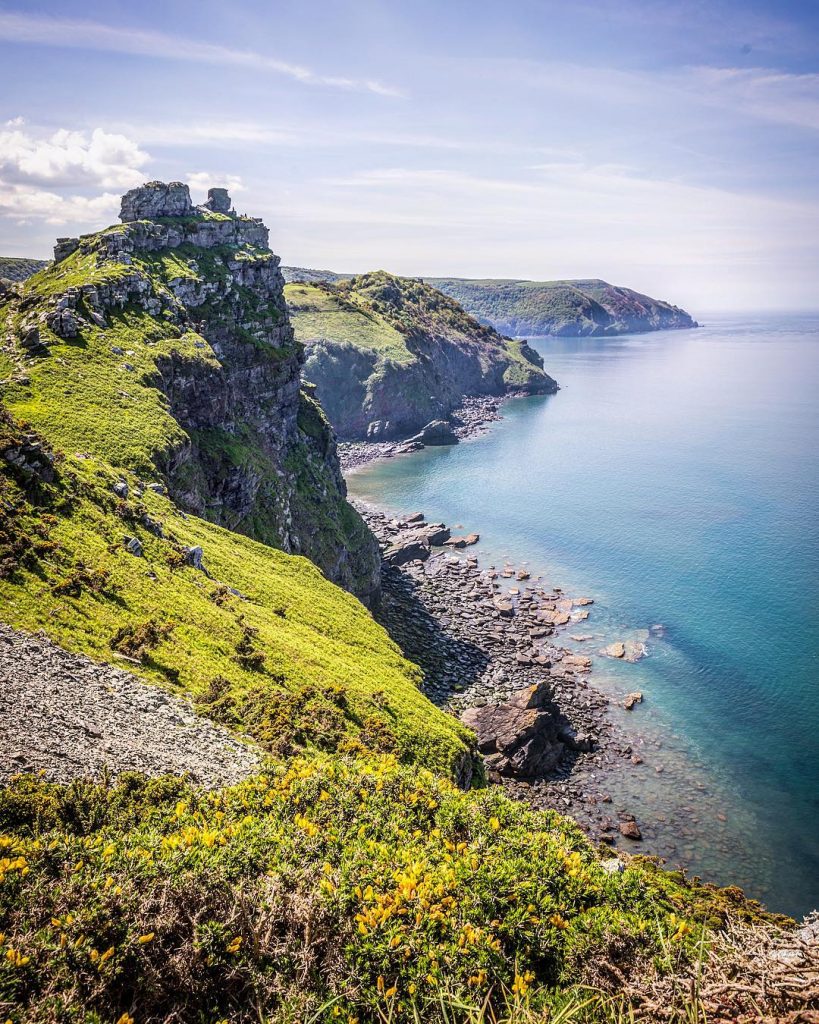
[
  {"xmin": 0, "ymin": 257, "xmax": 48, "ymax": 282},
  {"xmin": 286, "ymin": 281, "xmax": 413, "ymax": 364},
  {"xmin": 0, "ymin": 205, "xmax": 379, "ymax": 600},
  {"xmin": 0, "ymin": 409, "xmax": 470, "ymax": 777},
  {"xmin": 427, "ymin": 278, "xmax": 697, "ymax": 337},
  {"xmin": 287, "ymin": 273, "xmax": 556, "ymax": 440}
]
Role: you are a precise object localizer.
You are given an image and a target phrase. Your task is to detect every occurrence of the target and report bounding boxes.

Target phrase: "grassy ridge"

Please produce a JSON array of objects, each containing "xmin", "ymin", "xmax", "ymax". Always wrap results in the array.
[
  {"xmin": 285, "ymin": 282, "xmax": 414, "ymax": 364},
  {"xmin": 427, "ymin": 278, "xmax": 695, "ymax": 337}
]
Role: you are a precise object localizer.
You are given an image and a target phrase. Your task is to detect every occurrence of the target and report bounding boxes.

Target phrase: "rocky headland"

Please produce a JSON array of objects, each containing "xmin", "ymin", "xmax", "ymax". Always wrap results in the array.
[
  {"xmin": 427, "ymin": 277, "xmax": 699, "ymax": 337},
  {"xmin": 1, "ymin": 180, "xmax": 379, "ymax": 601},
  {"xmin": 286, "ymin": 272, "xmax": 556, "ymax": 441}
]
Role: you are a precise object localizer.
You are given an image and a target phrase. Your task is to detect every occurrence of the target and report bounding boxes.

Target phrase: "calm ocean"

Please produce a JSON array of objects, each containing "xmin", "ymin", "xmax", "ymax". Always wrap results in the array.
[{"xmin": 348, "ymin": 314, "xmax": 819, "ymax": 918}]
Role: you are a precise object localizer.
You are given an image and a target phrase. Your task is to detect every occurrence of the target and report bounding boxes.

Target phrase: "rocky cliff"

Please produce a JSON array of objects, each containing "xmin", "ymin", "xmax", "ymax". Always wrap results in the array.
[
  {"xmin": 286, "ymin": 271, "xmax": 557, "ymax": 441},
  {"xmin": 0, "ymin": 181, "xmax": 379, "ymax": 601},
  {"xmin": 426, "ymin": 277, "xmax": 698, "ymax": 337}
]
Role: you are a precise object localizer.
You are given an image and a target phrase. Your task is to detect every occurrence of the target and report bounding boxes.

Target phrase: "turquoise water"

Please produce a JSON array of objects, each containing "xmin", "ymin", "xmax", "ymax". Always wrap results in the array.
[{"xmin": 348, "ymin": 315, "xmax": 819, "ymax": 918}]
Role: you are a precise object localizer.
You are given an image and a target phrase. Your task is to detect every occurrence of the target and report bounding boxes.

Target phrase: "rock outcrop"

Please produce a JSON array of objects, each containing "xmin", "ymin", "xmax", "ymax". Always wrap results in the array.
[
  {"xmin": 119, "ymin": 180, "xmax": 195, "ymax": 221},
  {"xmin": 460, "ymin": 681, "xmax": 569, "ymax": 777},
  {"xmin": 3, "ymin": 181, "xmax": 380, "ymax": 602}
]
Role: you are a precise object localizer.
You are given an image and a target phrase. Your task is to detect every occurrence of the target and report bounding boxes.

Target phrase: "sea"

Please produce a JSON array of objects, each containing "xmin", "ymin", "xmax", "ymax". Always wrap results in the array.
[{"xmin": 347, "ymin": 314, "xmax": 819, "ymax": 918}]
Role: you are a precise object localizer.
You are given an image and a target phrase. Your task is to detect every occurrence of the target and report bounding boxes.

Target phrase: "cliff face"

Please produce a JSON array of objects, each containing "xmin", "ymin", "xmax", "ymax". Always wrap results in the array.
[
  {"xmin": 0, "ymin": 181, "xmax": 379, "ymax": 602},
  {"xmin": 287, "ymin": 271, "xmax": 557, "ymax": 441},
  {"xmin": 427, "ymin": 277, "xmax": 698, "ymax": 337}
]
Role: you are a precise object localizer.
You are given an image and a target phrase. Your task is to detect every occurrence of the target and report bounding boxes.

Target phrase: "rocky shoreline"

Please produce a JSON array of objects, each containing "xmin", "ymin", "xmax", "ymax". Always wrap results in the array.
[
  {"xmin": 339, "ymin": 394, "xmax": 508, "ymax": 473},
  {"xmin": 357, "ymin": 501, "xmax": 650, "ymax": 848}
]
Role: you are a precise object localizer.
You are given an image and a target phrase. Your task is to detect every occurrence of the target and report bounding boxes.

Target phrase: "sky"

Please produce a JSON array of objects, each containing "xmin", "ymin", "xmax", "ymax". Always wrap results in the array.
[{"xmin": 1, "ymin": 0, "xmax": 818, "ymax": 312}]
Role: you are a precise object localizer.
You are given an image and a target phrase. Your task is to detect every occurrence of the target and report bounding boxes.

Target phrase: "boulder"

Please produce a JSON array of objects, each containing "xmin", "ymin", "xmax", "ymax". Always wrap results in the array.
[
  {"xmin": 445, "ymin": 532, "xmax": 480, "ymax": 548},
  {"xmin": 492, "ymin": 597, "xmax": 515, "ymax": 617},
  {"xmin": 123, "ymin": 536, "xmax": 143, "ymax": 557},
  {"xmin": 384, "ymin": 537, "xmax": 430, "ymax": 566},
  {"xmin": 203, "ymin": 188, "xmax": 233, "ymax": 215},
  {"xmin": 624, "ymin": 691, "xmax": 643, "ymax": 710},
  {"xmin": 619, "ymin": 819, "xmax": 642, "ymax": 841},
  {"xmin": 460, "ymin": 681, "xmax": 566, "ymax": 777},
  {"xmin": 407, "ymin": 523, "xmax": 450, "ymax": 546},
  {"xmin": 604, "ymin": 641, "xmax": 626, "ymax": 659},
  {"xmin": 405, "ymin": 420, "xmax": 459, "ymax": 446},
  {"xmin": 184, "ymin": 545, "xmax": 205, "ymax": 571}
]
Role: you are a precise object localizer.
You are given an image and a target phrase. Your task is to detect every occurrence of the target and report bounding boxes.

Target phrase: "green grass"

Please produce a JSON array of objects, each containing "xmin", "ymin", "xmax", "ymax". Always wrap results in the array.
[
  {"xmin": 4, "ymin": 305, "xmax": 209, "ymax": 477},
  {"xmin": 0, "ymin": 424, "xmax": 470, "ymax": 776},
  {"xmin": 286, "ymin": 282, "xmax": 414, "ymax": 364}
]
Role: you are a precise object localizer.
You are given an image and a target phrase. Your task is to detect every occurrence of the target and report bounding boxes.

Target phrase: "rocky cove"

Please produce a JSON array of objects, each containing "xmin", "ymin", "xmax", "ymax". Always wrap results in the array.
[{"xmin": 354, "ymin": 493, "xmax": 655, "ymax": 850}]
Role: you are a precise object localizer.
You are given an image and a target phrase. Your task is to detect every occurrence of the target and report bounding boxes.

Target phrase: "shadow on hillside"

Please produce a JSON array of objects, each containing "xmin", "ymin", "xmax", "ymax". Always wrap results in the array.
[{"xmin": 373, "ymin": 562, "xmax": 489, "ymax": 705}]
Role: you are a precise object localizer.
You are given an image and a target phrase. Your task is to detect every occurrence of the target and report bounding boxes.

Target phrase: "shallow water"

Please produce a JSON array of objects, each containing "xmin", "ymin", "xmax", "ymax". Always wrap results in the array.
[{"xmin": 348, "ymin": 314, "xmax": 819, "ymax": 917}]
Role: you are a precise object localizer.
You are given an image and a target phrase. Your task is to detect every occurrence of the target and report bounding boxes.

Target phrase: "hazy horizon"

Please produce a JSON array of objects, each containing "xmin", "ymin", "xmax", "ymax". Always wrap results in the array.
[{"xmin": 1, "ymin": 0, "xmax": 818, "ymax": 312}]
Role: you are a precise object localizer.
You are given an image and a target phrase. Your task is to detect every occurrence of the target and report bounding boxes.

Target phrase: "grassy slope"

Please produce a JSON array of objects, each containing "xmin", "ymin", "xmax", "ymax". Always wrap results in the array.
[
  {"xmin": 285, "ymin": 282, "xmax": 413, "ymax": 364},
  {"xmin": 0, "ymin": 756, "xmax": 776, "ymax": 1024},
  {"xmin": 0, "ymin": 408, "xmax": 470, "ymax": 777},
  {"xmin": 287, "ymin": 274, "xmax": 549, "ymax": 386},
  {"xmin": 0, "ymin": 257, "xmax": 48, "ymax": 282}
]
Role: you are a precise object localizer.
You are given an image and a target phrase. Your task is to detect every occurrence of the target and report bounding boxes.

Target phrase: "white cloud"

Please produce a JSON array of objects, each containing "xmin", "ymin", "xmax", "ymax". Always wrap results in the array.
[
  {"xmin": 0, "ymin": 119, "xmax": 149, "ymax": 227},
  {"xmin": 0, "ymin": 184, "xmax": 120, "ymax": 225},
  {"xmin": 0, "ymin": 11, "xmax": 404, "ymax": 97},
  {"xmin": 0, "ymin": 122, "xmax": 149, "ymax": 187},
  {"xmin": 186, "ymin": 172, "xmax": 246, "ymax": 198}
]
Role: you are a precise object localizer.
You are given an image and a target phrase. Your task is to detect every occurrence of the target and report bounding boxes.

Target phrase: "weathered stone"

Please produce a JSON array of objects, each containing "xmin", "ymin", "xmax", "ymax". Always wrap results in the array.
[
  {"xmin": 406, "ymin": 420, "xmax": 459, "ymax": 446},
  {"xmin": 112, "ymin": 479, "xmax": 129, "ymax": 499},
  {"xmin": 624, "ymin": 691, "xmax": 643, "ymax": 710},
  {"xmin": 445, "ymin": 532, "xmax": 480, "ymax": 548},
  {"xmin": 460, "ymin": 681, "xmax": 566, "ymax": 778},
  {"xmin": 120, "ymin": 181, "xmax": 194, "ymax": 222},
  {"xmin": 604, "ymin": 641, "xmax": 626, "ymax": 658},
  {"xmin": 406, "ymin": 523, "xmax": 450, "ymax": 546},
  {"xmin": 184, "ymin": 545, "xmax": 205, "ymax": 571},
  {"xmin": 123, "ymin": 536, "xmax": 143, "ymax": 557},
  {"xmin": 619, "ymin": 819, "xmax": 642, "ymax": 840},
  {"xmin": 203, "ymin": 187, "xmax": 233, "ymax": 215},
  {"xmin": 384, "ymin": 537, "xmax": 430, "ymax": 566},
  {"xmin": 53, "ymin": 237, "xmax": 79, "ymax": 263}
]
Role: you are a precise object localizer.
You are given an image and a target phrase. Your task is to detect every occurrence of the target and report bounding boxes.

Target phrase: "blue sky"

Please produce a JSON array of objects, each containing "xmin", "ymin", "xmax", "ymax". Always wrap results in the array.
[{"xmin": 1, "ymin": 0, "xmax": 818, "ymax": 311}]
